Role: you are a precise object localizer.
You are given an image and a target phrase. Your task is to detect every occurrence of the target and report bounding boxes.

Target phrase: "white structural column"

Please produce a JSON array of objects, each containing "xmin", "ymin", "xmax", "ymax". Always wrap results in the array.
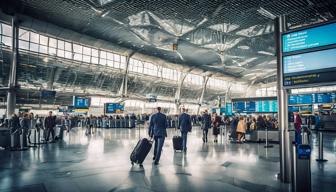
[
  {"xmin": 197, "ymin": 76, "xmax": 210, "ymax": 115},
  {"xmin": 6, "ymin": 15, "xmax": 18, "ymax": 118},
  {"xmin": 47, "ymin": 67, "xmax": 59, "ymax": 90},
  {"xmin": 119, "ymin": 52, "xmax": 135, "ymax": 97},
  {"xmin": 276, "ymin": 16, "xmax": 291, "ymax": 183},
  {"xmin": 174, "ymin": 72, "xmax": 188, "ymax": 113}
]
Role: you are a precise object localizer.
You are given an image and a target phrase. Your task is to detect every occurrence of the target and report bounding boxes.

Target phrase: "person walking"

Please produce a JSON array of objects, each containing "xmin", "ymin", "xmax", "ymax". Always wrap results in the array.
[
  {"xmin": 294, "ymin": 112, "xmax": 302, "ymax": 145},
  {"xmin": 201, "ymin": 110, "xmax": 211, "ymax": 143},
  {"xmin": 149, "ymin": 107, "xmax": 167, "ymax": 165},
  {"xmin": 236, "ymin": 116, "xmax": 247, "ymax": 143},
  {"xmin": 211, "ymin": 112, "xmax": 221, "ymax": 143},
  {"xmin": 44, "ymin": 111, "xmax": 56, "ymax": 142},
  {"xmin": 178, "ymin": 108, "xmax": 192, "ymax": 153}
]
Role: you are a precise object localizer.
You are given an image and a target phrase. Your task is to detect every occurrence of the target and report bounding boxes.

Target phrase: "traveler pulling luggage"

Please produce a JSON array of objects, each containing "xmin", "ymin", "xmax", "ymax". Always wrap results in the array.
[
  {"xmin": 130, "ymin": 138, "xmax": 153, "ymax": 166},
  {"xmin": 172, "ymin": 135, "xmax": 183, "ymax": 151}
]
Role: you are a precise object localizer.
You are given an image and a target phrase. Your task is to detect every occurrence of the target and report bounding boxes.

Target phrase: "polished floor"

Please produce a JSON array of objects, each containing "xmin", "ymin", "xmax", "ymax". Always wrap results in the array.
[{"xmin": 0, "ymin": 126, "xmax": 335, "ymax": 192}]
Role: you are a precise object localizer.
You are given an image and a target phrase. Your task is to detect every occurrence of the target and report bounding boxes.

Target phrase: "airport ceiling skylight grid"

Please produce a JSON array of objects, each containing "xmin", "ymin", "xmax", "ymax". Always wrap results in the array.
[{"xmin": 3, "ymin": 0, "xmax": 335, "ymax": 85}]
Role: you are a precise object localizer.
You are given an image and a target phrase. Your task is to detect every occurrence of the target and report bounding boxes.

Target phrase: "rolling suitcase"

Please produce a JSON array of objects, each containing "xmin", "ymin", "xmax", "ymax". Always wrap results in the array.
[
  {"xmin": 172, "ymin": 135, "xmax": 183, "ymax": 151},
  {"xmin": 130, "ymin": 138, "xmax": 152, "ymax": 166}
]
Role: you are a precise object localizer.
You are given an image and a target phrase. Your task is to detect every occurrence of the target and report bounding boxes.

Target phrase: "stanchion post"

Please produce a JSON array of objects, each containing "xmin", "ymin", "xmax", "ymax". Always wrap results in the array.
[
  {"xmin": 316, "ymin": 131, "xmax": 328, "ymax": 162},
  {"xmin": 264, "ymin": 128, "xmax": 273, "ymax": 148}
]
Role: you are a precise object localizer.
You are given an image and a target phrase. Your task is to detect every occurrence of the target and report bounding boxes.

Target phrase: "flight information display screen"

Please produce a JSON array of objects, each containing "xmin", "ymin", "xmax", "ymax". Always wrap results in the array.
[
  {"xmin": 283, "ymin": 48, "xmax": 336, "ymax": 86},
  {"xmin": 225, "ymin": 103, "xmax": 233, "ymax": 116},
  {"xmin": 73, "ymin": 96, "xmax": 90, "ymax": 109},
  {"xmin": 233, "ymin": 101, "xmax": 245, "ymax": 112},
  {"xmin": 105, "ymin": 103, "xmax": 125, "ymax": 113},
  {"xmin": 282, "ymin": 22, "xmax": 336, "ymax": 53},
  {"xmin": 282, "ymin": 21, "xmax": 336, "ymax": 88},
  {"xmin": 288, "ymin": 94, "xmax": 312, "ymax": 105},
  {"xmin": 313, "ymin": 92, "xmax": 336, "ymax": 103},
  {"xmin": 233, "ymin": 99, "xmax": 277, "ymax": 113}
]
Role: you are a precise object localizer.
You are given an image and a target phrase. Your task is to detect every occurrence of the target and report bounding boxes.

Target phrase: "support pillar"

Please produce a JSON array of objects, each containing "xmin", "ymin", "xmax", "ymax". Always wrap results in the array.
[
  {"xmin": 197, "ymin": 76, "xmax": 209, "ymax": 115},
  {"xmin": 6, "ymin": 15, "xmax": 18, "ymax": 118},
  {"xmin": 47, "ymin": 67, "xmax": 58, "ymax": 90},
  {"xmin": 175, "ymin": 72, "xmax": 187, "ymax": 113},
  {"xmin": 276, "ymin": 16, "xmax": 291, "ymax": 183},
  {"xmin": 119, "ymin": 52, "xmax": 135, "ymax": 97}
]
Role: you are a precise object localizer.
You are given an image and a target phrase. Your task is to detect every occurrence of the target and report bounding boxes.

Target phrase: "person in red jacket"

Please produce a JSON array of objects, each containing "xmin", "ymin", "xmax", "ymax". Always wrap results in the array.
[{"xmin": 294, "ymin": 112, "xmax": 302, "ymax": 145}]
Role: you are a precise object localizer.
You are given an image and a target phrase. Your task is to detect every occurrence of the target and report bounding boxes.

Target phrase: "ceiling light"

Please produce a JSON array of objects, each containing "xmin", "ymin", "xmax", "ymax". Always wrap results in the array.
[
  {"xmin": 43, "ymin": 57, "xmax": 49, "ymax": 62},
  {"xmin": 257, "ymin": 7, "xmax": 276, "ymax": 20},
  {"xmin": 238, "ymin": 46, "xmax": 249, "ymax": 50},
  {"xmin": 101, "ymin": 10, "xmax": 110, "ymax": 18},
  {"xmin": 257, "ymin": 51, "xmax": 274, "ymax": 56}
]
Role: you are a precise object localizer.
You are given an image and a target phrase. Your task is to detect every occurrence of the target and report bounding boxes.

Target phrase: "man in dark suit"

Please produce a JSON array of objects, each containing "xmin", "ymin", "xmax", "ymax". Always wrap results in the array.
[
  {"xmin": 149, "ymin": 107, "xmax": 167, "ymax": 165},
  {"xmin": 201, "ymin": 110, "xmax": 211, "ymax": 143},
  {"xmin": 178, "ymin": 108, "xmax": 192, "ymax": 153},
  {"xmin": 44, "ymin": 111, "xmax": 56, "ymax": 142}
]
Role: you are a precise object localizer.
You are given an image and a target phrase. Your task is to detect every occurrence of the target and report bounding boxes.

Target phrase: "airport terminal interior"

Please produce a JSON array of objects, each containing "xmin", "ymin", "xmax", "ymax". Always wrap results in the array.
[{"xmin": 1, "ymin": 0, "xmax": 336, "ymax": 191}]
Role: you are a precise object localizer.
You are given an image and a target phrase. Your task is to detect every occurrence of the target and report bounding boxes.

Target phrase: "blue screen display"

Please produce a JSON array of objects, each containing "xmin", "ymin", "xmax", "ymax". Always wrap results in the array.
[
  {"xmin": 312, "ymin": 92, "xmax": 336, "ymax": 103},
  {"xmin": 283, "ymin": 48, "xmax": 336, "ymax": 74},
  {"xmin": 255, "ymin": 100, "xmax": 278, "ymax": 113},
  {"xmin": 288, "ymin": 94, "xmax": 312, "ymax": 105},
  {"xmin": 73, "ymin": 96, "xmax": 90, "ymax": 109},
  {"xmin": 282, "ymin": 22, "xmax": 336, "ymax": 53},
  {"xmin": 288, "ymin": 106, "xmax": 300, "ymax": 112},
  {"xmin": 41, "ymin": 90, "xmax": 56, "ymax": 98},
  {"xmin": 225, "ymin": 103, "xmax": 233, "ymax": 116},
  {"xmin": 233, "ymin": 100, "xmax": 278, "ymax": 113},
  {"xmin": 246, "ymin": 101, "xmax": 256, "ymax": 112},
  {"xmin": 105, "ymin": 103, "xmax": 125, "ymax": 113},
  {"xmin": 233, "ymin": 101, "xmax": 245, "ymax": 112}
]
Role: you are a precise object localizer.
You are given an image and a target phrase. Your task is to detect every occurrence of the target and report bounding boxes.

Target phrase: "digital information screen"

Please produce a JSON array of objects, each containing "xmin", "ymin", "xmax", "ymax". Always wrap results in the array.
[
  {"xmin": 233, "ymin": 101, "xmax": 245, "ymax": 112},
  {"xmin": 255, "ymin": 100, "xmax": 278, "ymax": 113},
  {"xmin": 105, "ymin": 103, "xmax": 125, "ymax": 113},
  {"xmin": 282, "ymin": 21, "xmax": 336, "ymax": 88},
  {"xmin": 233, "ymin": 100, "xmax": 277, "ymax": 113},
  {"xmin": 313, "ymin": 92, "xmax": 336, "ymax": 103},
  {"xmin": 288, "ymin": 94, "xmax": 312, "ymax": 105},
  {"xmin": 41, "ymin": 90, "xmax": 56, "ymax": 98},
  {"xmin": 283, "ymin": 48, "xmax": 336, "ymax": 86},
  {"xmin": 225, "ymin": 103, "xmax": 233, "ymax": 116},
  {"xmin": 288, "ymin": 106, "xmax": 300, "ymax": 112},
  {"xmin": 73, "ymin": 96, "xmax": 90, "ymax": 109},
  {"xmin": 282, "ymin": 22, "xmax": 336, "ymax": 53}
]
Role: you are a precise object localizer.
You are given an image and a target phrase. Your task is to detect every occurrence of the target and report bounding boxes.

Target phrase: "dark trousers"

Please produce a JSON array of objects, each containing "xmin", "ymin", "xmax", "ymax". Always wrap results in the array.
[
  {"xmin": 295, "ymin": 130, "xmax": 301, "ymax": 145},
  {"xmin": 46, "ymin": 127, "xmax": 55, "ymax": 141},
  {"xmin": 203, "ymin": 129, "xmax": 208, "ymax": 142},
  {"xmin": 153, "ymin": 136, "xmax": 165, "ymax": 163},
  {"xmin": 181, "ymin": 132, "xmax": 188, "ymax": 152}
]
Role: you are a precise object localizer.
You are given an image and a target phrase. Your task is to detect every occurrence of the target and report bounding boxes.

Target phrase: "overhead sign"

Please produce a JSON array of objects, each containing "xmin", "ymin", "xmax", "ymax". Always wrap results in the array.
[
  {"xmin": 288, "ymin": 94, "xmax": 312, "ymax": 105},
  {"xmin": 282, "ymin": 22, "xmax": 336, "ymax": 53},
  {"xmin": 105, "ymin": 103, "xmax": 125, "ymax": 113},
  {"xmin": 232, "ymin": 99, "xmax": 277, "ymax": 113},
  {"xmin": 282, "ymin": 21, "xmax": 336, "ymax": 88},
  {"xmin": 283, "ymin": 48, "xmax": 336, "ymax": 86},
  {"xmin": 73, "ymin": 96, "xmax": 90, "ymax": 109}
]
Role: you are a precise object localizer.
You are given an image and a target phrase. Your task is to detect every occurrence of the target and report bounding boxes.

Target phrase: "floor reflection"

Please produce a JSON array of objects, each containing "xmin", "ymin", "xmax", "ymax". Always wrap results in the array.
[{"xmin": 0, "ymin": 127, "xmax": 335, "ymax": 192}]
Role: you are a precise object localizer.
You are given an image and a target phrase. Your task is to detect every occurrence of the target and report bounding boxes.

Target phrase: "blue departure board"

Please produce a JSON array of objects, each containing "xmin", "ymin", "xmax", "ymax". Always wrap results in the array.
[
  {"xmin": 283, "ymin": 48, "xmax": 336, "ymax": 74},
  {"xmin": 73, "ymin": 96, "xmax": 90, "ymax": 109},
  {"xmin": 105, "ymin": 103, "xmax": 124, "ymax": 113},
  {"xmin": 313, "ymin": 92, "xmax": 336, "ymax": 103},
  {"xmin": 288, "ymin": 94, "xmax": 312, "ymax": 105},
  {"xmin": 233, "ymin": 101, "xmax": 245, "ymax": 112},
  {"xmin": 288, "ymin": 106, "xmax": 300, "ymax": 112},
  {"xmin": 225, "ymin": 103, "xmax": 233, "ymax": 116},
  {"xmin": 233, "ymin": 99, "xmax": 277, "ymax": 113},
  {"xmin": 246, "ymin": 101, "xmax": 256, "ymax": 112},
  {"xmin": 282, "ymin": 22, "xmax": 336, "ymax": 53}
]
